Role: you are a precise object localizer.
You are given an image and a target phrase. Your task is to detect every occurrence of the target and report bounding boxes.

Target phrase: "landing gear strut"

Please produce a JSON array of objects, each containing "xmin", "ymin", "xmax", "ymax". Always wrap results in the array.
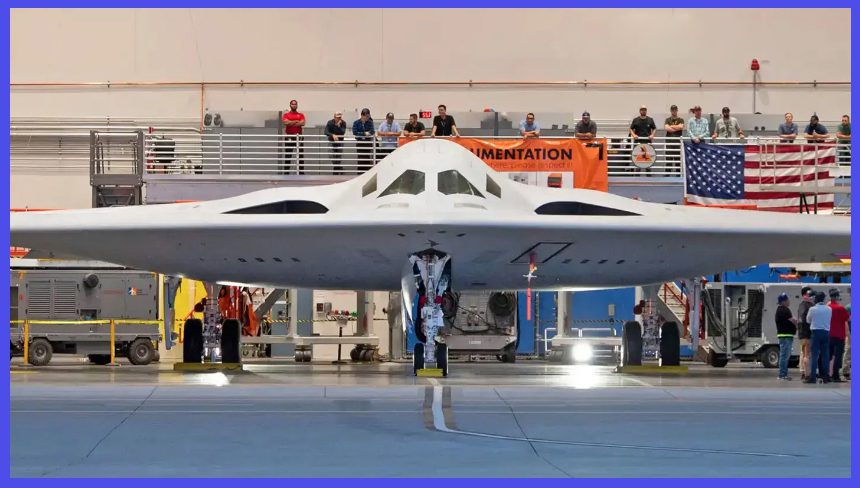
[{"xmin": 405, "ymin": 251, "xmax": 452, "ymax": 377}]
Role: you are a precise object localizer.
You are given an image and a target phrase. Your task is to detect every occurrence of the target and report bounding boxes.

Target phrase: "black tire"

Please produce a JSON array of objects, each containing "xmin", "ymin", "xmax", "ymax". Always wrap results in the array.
[
  {"xmin": 28, "ymin": 338, "xmax": 52, "ymax": 366},
  {"xmin": 621, "ymin": 321, "xmax": 642, "ymax": 366},
  {"xmin": 708, "ymin": 349, "xmax": 729, "ymax": 367},
  {"xmin": 435, "ymin": 342, "xmax": 448, "ymax": 377},
  {"xmin": 128, "ymin": 338, "xmax": 154, "ymax": 365},
  {"xmin": 220, "ymin": 319, "xmax": 241, "ymax": 363},
  {"xmin": 182, "ymin": 318, "xmax": 204, "ymax": 363},
  {"xmin": 760, "ymin": 346, "xmax": 780, "ymax": 369},
  {"xmin": 563, "ymin": 346, "xmax": 577, "ymax": 365},
  {"xmin": 88, "ymin": 354, "xmax": 111, "ymax": 365},
  {"xmin": 788, "ymin": 356, "xmax": 800, "ymax": 369},
  {"xmin": 500, "ymin": 343, "xmax": 517, "ymax": 363},
  {"xmin": 659, "ymin": 321, "xmax": 681, "ymax": 366},
  {"xmin": 350, "ymin": 348, "xmax": 360, "ymax": 362},
  {"xmin": 413, "ymin": 342, "xmax": 425, "ymax": 375}
]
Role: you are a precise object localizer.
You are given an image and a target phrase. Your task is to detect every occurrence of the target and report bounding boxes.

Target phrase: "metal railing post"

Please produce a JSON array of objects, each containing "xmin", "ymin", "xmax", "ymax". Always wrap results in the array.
[
  {"xmin": 135, "ymin": 130, "xmax": 145, "ymax": 176},
  {"xmin": 22, "ymin": 319, "xmax": 30, "ymax": 366},
  {"xmin": 108, "ymin": 319, "xmax": 119, "ymax": 367},
  {"xmin": 89, "ymin": 130, "xmax": 97, "ymax": 179}
]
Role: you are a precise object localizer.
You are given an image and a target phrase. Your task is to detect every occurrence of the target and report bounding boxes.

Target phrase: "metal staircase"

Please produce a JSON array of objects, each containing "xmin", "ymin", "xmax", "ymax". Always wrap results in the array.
[
  {"xmin": 90, "ymin": 131, "xmax": 144, "ymax": 207},
  {"xmin": 657, "ymin": 282, "xmax": 689, "ymax": 337}
]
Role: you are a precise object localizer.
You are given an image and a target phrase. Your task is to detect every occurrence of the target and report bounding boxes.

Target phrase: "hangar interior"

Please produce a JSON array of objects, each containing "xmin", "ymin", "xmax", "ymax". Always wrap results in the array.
[{"xmin": 8, "ymin": 8, "xmax": 852, "ymax": 478}]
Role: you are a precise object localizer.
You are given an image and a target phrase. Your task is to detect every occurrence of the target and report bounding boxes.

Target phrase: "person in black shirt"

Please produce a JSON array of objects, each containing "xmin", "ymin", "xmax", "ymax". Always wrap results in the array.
[
  {"xmin": 775, "ymin": 292, "xmax": 798, "ymax": 380},
  {"xmin": 629, "ymin": 105, "xmax": 656, "ymax": 142},
  {"xmin": 325, "ymin": 111, "xmax": 347, "ymax": 175},
  {"xmin": 629, "ymin": 105, "xmax": 657, "ymax": 175},
  {"xmin": 403, "ymin": 113, "xmax": 426, "ymax": 138},
  {"xmin": 431, "ymin": 104, "xmax": 460, "ymax": 137},
  {"xmin": 797, "ymin": 286, "xmax": 815, "ymax": 381},
  {"xmin": 663, "ymin": 104, "xmax": 685, "ymax": 168}
]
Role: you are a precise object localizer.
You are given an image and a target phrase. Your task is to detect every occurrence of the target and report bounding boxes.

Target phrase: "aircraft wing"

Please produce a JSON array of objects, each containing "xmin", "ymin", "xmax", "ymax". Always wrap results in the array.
[{"xmin": 10, "ymin": 139, "xmax": 850, "ymax": 290}]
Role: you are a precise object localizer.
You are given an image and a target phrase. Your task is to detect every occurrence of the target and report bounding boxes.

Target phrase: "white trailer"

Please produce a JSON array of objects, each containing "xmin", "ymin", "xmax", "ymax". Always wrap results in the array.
[{"xmin": 700, "ymin": 282, "xmax": 851, "ymax": 368}]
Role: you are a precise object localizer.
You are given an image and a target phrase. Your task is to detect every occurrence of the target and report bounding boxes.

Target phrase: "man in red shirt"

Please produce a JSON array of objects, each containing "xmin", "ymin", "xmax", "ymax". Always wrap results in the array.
[
  {"xmin": 282, "ymin": 99, "xmax": 306, "ymax": 174},
  {"xmin": 828, "ymin": 289, "xmax": 849, "ymax": 382}
]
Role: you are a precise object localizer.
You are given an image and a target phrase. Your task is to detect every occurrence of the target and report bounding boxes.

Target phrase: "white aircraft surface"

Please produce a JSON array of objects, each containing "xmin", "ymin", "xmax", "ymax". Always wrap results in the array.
[
  {"xmin": 10, "ymin": 138, "xmax": 849, "ymax": 292},
  {"xmin": 10, "ymin": 138, "xmax": 850, "ymax": 372}
]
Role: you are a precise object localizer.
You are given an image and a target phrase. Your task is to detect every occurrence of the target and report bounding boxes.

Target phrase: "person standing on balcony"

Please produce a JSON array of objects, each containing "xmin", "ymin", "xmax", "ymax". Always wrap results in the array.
[
  {"xmin": 778, "ymin": 112, "xmax": 798, "ymax": 143},
  {"xmin": 712, "ymin": 106, "xmax": 745, "ymax": 141},
  {"xmin": 664, "ymin": 105, "xmax": 685, "ymax": 167},
  {"xmin": 403, "ymin": 113, "xmax": 426, "ymax": 138},
  {"xmin": 629, "ymin": 105, "xmax": 656, "ymax": 143},
  {"xmin": 686, "ymin": 106, "xmax": 709, "ymax": 144},
  {"xmin": 803, "ymin": 114, "xmax": 830, "ymax": 143},
  {"xmin": 797, "ymin": 286, "xmax": 815, "ymax": 382},
  {"xmin": 325, "ymin": 111, "xmax": 347, "ymax": 175},
  {"xmin": 519, "ymin": 113, "xmax": 541, "ymax": 139},
  {"xmin": 630, "ymin": 105, "xmax": 657, "ymax": 175},
  {"xmin": 377, "ymin": 112, "xmax": 402, "ymax": 161},
  {"xmin": 835, "ymin": 115, "xmax": 851, "ymax": 164},
  {"xmin": 774, "ymin": 293, "xmax": 798, "ymax": 381},
  {"xmin": 282, "ymin": 99, "xmax": 306, "ymax": 174},
  {"xmin": 431, "ymin": 104, "xmax": 460, "ymax": 138},
  {"xmin": 352, "ymin": 108, "xmax": 376, "ymax": 172},
  {"xmin": 574, "ymin": 112, "xmax": 597, "ymax": 139}
]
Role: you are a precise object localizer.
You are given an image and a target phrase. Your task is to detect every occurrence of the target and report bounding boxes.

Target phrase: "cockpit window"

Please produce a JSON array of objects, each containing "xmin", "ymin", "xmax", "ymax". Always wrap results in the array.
[
  {"xmin": 438, "ymin": 170, "xmax": 484, "ymax": 198},
  {"xmin": 379, "ymin": 170, "xmax": 425, "ymax": 197}
]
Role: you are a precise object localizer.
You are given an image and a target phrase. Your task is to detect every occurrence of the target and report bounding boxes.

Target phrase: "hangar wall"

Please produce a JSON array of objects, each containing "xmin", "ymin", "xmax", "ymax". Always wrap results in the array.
[{"xmin": 11, "ymin": 8, "xmax": 850, "ymax": 120}]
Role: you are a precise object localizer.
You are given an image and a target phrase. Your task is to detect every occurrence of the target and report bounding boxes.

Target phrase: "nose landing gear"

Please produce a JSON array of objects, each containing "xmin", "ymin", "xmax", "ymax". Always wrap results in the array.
[{"xmin": 404, "ymin": 251, "xmax": 452, "ymax": 377}]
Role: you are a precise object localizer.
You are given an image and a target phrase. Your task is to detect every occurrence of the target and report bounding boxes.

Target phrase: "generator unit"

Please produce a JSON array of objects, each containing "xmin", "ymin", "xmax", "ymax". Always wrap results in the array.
[
  {"xmin": 700, "ymin": 282, "xmax": 851, "ymax": 368},
  {"xmin": 440, "ymin": 291, "xmax": 518, "ymax": 362},
  {"xmin": 10, "ymin": 260, "xmax": 162, "ymax": 366}
]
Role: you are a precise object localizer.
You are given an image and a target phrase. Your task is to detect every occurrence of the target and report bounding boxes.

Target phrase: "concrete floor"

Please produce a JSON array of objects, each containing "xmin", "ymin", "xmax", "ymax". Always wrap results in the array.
[{"xmin": 10, "ymin": 358, "xmax": 852, "ymax": 477}]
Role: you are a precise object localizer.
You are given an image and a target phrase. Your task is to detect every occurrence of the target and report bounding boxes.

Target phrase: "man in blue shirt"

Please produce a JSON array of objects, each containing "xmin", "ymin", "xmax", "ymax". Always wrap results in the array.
[
  {"xmin": 352, "ymin": 108, "xmax": 375, "ymax": 172},
  {"xmin": 804, "ymin": 114, "xmax": 830, "ymax": 144},
  {"xmin": 806, "ymin": 291, "xmax": 833, "ymax": 384},
  {"xmin": 686, "ymin": 106, "xmax": 709, "ymax": 144},
  {"xmin": 778, "ymin": 112, "xmax": 798, "ymax": 143},
  {"xmin": 377, "ymin": 112, "xmax": 402, "ymax": 160},
  {"xmin": 519, "ymin": 113, "xmax": 540, "ymax": 139}
]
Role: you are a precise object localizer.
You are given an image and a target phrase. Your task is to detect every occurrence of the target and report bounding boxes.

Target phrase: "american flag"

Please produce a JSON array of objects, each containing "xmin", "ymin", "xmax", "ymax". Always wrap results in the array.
[{"xmin": 684, "ymin": 142, "xmax": 835, "ymax": 213}]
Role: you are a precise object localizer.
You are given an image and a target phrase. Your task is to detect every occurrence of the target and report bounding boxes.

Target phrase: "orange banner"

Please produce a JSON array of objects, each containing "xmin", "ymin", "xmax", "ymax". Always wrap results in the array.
[{"xmin": 400, "ymin": 137, "xmax": 608, "ymax": 191}]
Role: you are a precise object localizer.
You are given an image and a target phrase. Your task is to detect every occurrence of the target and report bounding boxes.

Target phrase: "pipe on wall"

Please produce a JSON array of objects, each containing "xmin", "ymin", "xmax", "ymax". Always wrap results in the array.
[{"xmin": 9, "ymin": 80, "xmax": 850, "ymax": 88}]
